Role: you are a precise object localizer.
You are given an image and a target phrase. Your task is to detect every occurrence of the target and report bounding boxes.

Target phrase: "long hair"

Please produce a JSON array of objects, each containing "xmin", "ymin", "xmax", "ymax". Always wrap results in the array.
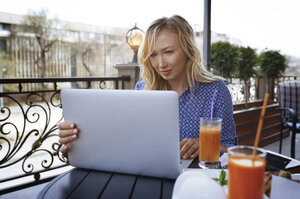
[{"xmin": 138, "ymin": 15, "xmax": 222, "ymax": 91}]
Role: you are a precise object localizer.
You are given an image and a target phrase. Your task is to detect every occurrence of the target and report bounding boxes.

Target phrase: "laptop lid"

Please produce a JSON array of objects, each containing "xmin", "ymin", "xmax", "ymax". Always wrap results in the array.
[{"xmin": 61, "ymin": 89, "xmax": 182, "ymax": 179}]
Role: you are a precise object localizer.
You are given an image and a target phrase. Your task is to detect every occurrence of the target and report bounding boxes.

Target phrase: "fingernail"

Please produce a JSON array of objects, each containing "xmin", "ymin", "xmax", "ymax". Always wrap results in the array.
[
  {"xmin": 73, "ymin": 129, "xmax": 78, "ymax": 133},
  {"xmin": 72, "ymin": 134, "xmax": 77, "ymax": 139},
  {"xmin": 63, "ymin": 145, "xmax": 68, "ymax": 150},
  {"xmin": 70, "ymin": 123, "xmax": 74, "ymax": 128}
]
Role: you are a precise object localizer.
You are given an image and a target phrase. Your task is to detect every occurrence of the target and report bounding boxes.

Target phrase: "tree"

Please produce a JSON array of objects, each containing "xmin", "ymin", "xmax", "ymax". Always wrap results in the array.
[
  {"xmin": 258, "ymin": 50, "xmax": 288, "ymax": 100},
  {"xmin": 237, "ymin": 46, "xmax": 257, "ymax": 107},
  {"xmin": 0, "ymin": 51, "xmax": 16, "ymax": 92},
  {"xmin": 22, "ymin": 9, "xmax": 58, "ymax": 78},
  {"xmin": 210, "ymin": 41, "xmax": 240, "ymax": 81},
  {"xmin": 73, "ymin": 41, "xmax": 97, "ymax": 76}
]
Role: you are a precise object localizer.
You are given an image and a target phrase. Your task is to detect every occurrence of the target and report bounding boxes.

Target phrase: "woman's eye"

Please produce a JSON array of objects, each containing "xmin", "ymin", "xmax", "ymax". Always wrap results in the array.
[
  {"xmin": 165, "ymin": 50, "xmax": 173, "ymax": 54},
  {"xmin": 150, "ymin": 53, "xmax": 157, "ymax": 57}
]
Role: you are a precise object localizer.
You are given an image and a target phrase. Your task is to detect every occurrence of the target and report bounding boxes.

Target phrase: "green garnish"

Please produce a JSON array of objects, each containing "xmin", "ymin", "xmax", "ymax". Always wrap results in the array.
[{"xmin": 213, "ymin": 169, "xmax": 228, "ymax": 186}]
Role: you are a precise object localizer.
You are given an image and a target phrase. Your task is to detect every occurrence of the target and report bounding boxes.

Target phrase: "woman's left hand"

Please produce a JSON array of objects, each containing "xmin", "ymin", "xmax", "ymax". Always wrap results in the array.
[{"xmin": 180, "ymin": 138, "xmax": 199, "ymax": 159}]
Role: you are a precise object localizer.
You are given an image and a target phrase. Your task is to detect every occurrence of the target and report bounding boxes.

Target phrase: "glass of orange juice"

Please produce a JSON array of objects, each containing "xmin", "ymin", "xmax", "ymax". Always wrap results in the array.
[
  {"xmin": 227, "ymin": 145, "xmax": 266, "ymax": 199},
  {"xmin": 198, "ymin": 117, "xmax": 222, "ymax": 169}
]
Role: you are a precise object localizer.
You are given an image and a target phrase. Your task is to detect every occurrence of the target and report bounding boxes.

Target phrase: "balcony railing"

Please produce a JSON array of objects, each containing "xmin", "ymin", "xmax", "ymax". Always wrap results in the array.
[
  {"xmin": 0, "ymin": 76, "xmax": 130, "ymax": 194},
  {"xmin": 1, "ymin": 75, "xmax": 299, "ymax": 194}
]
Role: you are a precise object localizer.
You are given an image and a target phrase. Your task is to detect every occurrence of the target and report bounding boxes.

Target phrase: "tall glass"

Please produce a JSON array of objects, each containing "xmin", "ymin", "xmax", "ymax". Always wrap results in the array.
[
  {"xmin": 227, "ymin": 146, "xmax": 266, "ymax": 199},
  {"xmin": 198, "ymin": 117, "xmax": 222, "ymax": 169}
]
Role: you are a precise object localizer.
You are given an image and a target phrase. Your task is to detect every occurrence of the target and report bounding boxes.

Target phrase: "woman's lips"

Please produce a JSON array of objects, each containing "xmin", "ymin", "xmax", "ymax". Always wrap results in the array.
[{"xmin": 160, "ymin": 69, "xmax": 172, "ymax": 76}]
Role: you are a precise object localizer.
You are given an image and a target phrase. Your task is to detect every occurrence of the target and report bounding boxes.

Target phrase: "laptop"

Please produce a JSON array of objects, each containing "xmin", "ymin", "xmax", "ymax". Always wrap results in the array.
[{"xmin": 61, "ymin": 89, "xmax": 192, "ymax": 179}]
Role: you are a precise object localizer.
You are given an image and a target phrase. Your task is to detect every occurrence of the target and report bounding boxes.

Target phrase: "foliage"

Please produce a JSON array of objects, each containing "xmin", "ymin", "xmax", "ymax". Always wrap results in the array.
[
  {"xmin": 0, "ymin": 51, "xmax": 14, "ymax": 76},
  {"xmin": 237, "ymin": 46, "xmax": 257, "ymax": 81},
  {"xmin": 0, "ymin": 51, "xmax": 18, "ymax": 91},
  {"xmin": 21, "ymin": 9, "xmax": 58, "ymax": 77},
  {"xmin": 213, "ymin": 169, "xmax": 228, "ymax": 186},
  {"xmin": 236, "ymin": 46, "xmax": 258, "ymax": 106},
  {"xmin": 210, "ymin": 41, "xmax": 240, "ymax": 79},
  {"xmin": 258, "ymin": 50, "xmax": 288, "ymax": 100},
  {"xmin": 258, "ymin": 50, "xmax": 288, "ymax": 78}
]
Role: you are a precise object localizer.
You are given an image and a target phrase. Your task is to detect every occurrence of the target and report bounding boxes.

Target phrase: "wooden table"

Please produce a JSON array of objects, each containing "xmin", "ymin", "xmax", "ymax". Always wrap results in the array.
[
  {"xmin": 37, "ymin": 167, "xmax": 176, "ymax": 199},
  {"xmin": 37, "ymin": 152, "xmax": 300, "ymax": 199}
]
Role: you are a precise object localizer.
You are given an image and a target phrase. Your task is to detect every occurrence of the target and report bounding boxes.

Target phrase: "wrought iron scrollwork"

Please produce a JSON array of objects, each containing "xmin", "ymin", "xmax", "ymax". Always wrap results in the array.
[
  {"xmin": 0, "ymin": 76, "xmax": 130, "ymax": 192},
  {"xmin": 99, "ymin": 80, "xmax": 106, "ymax": 89},
  {"xmin": 0, "ymin": 91, "xmax": 66, "ymax": 177}
]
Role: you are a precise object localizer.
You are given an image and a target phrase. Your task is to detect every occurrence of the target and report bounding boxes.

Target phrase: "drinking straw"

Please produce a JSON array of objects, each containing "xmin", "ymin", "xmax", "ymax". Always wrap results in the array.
[
  {"xmin": 210, "ymin": 89, "xmax": 218, "ymax": 121},
  {"xmin": 252, "ymin": 93, "xmax": 270, "ymax": 156}
]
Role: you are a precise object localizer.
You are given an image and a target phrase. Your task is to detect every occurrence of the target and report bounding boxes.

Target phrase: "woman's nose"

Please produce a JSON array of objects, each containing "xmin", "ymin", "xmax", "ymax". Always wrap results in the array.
[{"xmin": 158, "ymin": 55, "xmax": 166, "ymax": 68}]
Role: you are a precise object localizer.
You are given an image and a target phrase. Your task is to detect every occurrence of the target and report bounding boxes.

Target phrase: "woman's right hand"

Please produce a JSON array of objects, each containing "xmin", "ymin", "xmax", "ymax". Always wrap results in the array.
[{"xmin": 58, "ymin": 122, "xmax": 79, "ymax": 153}]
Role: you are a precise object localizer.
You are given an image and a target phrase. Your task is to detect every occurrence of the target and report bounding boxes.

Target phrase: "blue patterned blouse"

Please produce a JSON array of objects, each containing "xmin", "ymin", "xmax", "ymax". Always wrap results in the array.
[{"xmin": 135, "ymin": 80, "xmax": 238, "ymax": 146}]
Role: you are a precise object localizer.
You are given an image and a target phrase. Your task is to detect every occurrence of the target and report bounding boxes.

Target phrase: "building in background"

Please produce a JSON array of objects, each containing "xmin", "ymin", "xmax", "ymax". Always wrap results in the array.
[{"xmin": 0, "ymin": 11, "xmax": 133, "ymax": 79}]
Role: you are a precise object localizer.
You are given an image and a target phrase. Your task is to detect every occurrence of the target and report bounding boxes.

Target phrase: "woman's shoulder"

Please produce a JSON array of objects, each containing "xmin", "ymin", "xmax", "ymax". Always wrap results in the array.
[
  {"xmin": 195, "ymin": 80, "xmax": 227, "ymax": 90},
  {"xmin": 135, "ymin": 80, "xmax": 145, "ymax": 90}
]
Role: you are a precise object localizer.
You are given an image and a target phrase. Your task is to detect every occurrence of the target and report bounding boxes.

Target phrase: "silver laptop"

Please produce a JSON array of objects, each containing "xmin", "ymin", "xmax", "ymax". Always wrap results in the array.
[{"xmin": 61, "ymin": 89, "xmax": 192, "ymax": 179}]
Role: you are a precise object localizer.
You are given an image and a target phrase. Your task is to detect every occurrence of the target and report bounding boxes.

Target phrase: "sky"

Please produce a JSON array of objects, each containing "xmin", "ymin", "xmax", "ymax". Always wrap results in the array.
[{"xmin": 0, "ymin": 0, "xmax": 299, "ymax": 58}]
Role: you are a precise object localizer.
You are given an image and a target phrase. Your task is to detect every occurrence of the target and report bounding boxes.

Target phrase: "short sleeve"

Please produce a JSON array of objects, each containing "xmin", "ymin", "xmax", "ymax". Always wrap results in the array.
[{"xmin": 135, "ymin": 80, "xmax": 145, "ymax": 90}]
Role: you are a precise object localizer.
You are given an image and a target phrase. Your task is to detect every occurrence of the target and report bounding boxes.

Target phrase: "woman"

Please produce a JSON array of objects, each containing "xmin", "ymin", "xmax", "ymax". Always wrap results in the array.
[{"xmin": 59, "ymin": 15, "xmax": 237, "ymax": 159}]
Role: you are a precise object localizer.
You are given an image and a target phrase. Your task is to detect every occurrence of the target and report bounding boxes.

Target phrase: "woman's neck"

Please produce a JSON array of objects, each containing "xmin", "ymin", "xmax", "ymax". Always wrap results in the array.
[{"xmin": 167, "ymin": 77, "xmax": 189, "ymax": 97}]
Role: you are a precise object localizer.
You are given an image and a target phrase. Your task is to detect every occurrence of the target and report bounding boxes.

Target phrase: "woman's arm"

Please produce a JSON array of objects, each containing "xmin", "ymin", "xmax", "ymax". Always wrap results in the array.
[{"xmin": 214, "ymin": 81, "xmax": 238, "ymax": 146}]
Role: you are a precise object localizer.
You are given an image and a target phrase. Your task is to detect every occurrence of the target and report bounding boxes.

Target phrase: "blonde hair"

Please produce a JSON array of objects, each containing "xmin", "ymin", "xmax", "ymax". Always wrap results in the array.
[{"xmin": 138, "ymin": 15, "xmax": 222, "ymax": 92}]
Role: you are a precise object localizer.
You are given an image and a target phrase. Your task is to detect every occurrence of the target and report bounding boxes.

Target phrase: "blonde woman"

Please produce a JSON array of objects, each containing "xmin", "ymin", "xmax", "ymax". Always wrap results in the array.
[
  {"xmin": 59, "ymin": 15, "xmax": 237, "ymax": 160},
  {"xmin": 135, "ymin": 15, "xmax": 237, "ymax": 159}
]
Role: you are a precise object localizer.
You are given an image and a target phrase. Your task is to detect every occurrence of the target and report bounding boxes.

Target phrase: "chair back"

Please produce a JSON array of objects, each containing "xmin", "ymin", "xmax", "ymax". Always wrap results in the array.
[{"xmin": 278, "ymin": 81, "xmax": 300, "ymax": 121}]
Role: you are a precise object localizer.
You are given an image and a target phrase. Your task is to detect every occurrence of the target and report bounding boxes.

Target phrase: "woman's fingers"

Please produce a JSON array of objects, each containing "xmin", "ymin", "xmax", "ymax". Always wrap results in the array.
[
  {"xmin": 183, "ymin": 143, "xmax": 198, "ymax": 159},
  {"xmin": 59, "ymin": 128, "xmax": 79, "ymax": 138},
  {"xmin": 58, "ymin": 122, "xmax": 75, "ymax": 130},
  {"xmin": 180, "ymin": 140, "xmax": 191, "ymax": 158},
  {"xmin": 60, "ymin": 144, "xmax": 69, "ymax": 153},
  {"xmin": 179, "ymin": 138, "xmax": 188, "ymax": 149},
  {"xmin": 180, "ymin": 138, "xmax": 199, "ymax": 159},
  {"xmin": 59, "ymin": 133, "xmax": 78, "ymax": 145},
  {"xmin": 58, "ymin": 121, "xmax": 79, "ymax": 153},
  {"xmin": 190, "ymin": 148, "xmax": 199, "ymax": 159}
]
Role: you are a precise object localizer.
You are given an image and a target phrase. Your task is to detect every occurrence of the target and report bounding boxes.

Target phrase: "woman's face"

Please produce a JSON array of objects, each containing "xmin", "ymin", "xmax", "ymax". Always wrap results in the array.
[{"xmin": 149, "ymin": 28, "xmax": 188, "ymax": 84}]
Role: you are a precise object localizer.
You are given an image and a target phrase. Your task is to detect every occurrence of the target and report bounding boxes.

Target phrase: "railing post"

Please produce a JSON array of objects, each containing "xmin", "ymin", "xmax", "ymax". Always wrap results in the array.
[
  {"xmin": 114, "ymin": 63, "xmax": 139, "ymax": 89},
  {"xmin": 18, "ymin": 83, "xmax": 23, "ymax": 92},
  {"xmin": 54, "ymin": 82, "xmax": 57, "ymax": 90},
  {"xmin": 122, "ymin": 79, "xmax": 125, "ymax": 89},
  {"xmin": 87, "ymin": 81, "xmax": 91, "ymax": 89},
  {"xmin": 115, "ymin": 80, "xmax": 119, "ymax": 89}
]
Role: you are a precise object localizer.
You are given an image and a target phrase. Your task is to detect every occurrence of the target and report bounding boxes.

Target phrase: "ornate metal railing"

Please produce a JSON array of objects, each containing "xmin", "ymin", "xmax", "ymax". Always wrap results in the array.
[
  {"xmin": 0, "ymin": 76, "xmax": 130, "ymax": 194},
  {"xmin": 227, "ymin": 76, "xmax": 300, "ymax": 104}
]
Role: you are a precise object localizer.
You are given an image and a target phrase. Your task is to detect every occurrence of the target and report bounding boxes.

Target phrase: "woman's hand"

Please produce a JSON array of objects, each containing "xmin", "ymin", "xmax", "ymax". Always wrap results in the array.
[
  {"xmin": 58, "ymin": 122, "xmax": 79, "ymax": 153},
  {"xmin": 180, "ymin": 138, "xmax": 199, "ymax": 159}
]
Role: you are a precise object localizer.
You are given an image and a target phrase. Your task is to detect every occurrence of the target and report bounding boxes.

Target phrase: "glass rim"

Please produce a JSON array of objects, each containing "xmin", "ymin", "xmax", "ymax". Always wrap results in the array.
[
  {"xmin": 227, "ymin": 145, "xmax": 266, "ymax": 158},
  {"xmin": 199, "ymin": 117, "xmax": 222, "ymax": 122}
]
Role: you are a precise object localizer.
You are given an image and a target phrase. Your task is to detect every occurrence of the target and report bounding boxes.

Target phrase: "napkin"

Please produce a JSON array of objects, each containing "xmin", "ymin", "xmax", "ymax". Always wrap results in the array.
[
  {"xmin": 172, "ymin": 171, "xmax": 226, "ymax": 199},
  {"xmin": 270, "ymin": 175, "xmax": 300, "ymax": 199}
]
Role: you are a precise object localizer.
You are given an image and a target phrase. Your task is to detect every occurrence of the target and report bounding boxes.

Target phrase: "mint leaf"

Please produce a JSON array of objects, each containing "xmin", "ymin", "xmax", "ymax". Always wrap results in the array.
[{"xmin": 213, "ymin": 169, "xmax": 228, "ymax": 186}]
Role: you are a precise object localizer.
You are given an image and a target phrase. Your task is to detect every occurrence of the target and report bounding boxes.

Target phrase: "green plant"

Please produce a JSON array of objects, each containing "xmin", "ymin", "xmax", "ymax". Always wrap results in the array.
[
  {"xmin": 237, "ymin": 46, "xmax": 258, "ymax": 106},
  {"xmin": 0, "ymin": 51, "xmax": 17, "ymax": 92},
  {"xmin": 210, "ymin": 41, "xmax": 240, "ymax": 80},
  {"xmin": 258, "ymin": 50, "xmax": 288, "ymax": 100},
  {"xmin": 258, "ymin": 50, "xmax": 287, "ymax": 78}
]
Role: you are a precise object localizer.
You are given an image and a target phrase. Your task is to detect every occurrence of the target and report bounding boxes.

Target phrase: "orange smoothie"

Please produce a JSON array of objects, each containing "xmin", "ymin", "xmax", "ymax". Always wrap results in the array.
[
  {"xmin": 228, "ymin": 155, "xmax": 265, "ymax": 199},
  {"xmin": 199, "ymin": 126, "xmax": 221, "ymax": 162}
]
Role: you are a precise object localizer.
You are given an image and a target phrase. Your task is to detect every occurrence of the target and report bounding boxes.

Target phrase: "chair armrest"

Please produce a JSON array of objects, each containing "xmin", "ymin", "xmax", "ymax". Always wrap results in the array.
[{"xmin": 277, "ymin": 107, "xmax": 298, "ymax": 127}]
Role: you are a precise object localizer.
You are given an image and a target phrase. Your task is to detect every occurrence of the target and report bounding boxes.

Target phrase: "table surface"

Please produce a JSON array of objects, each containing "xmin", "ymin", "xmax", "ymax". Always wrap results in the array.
[
  {"xmin": 37, "ymin": 167, "xmax": 176, "ymax": 199},
  {"xmin": 37, "ymin": 153, "xmax": 300, "ymax": 199}
]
